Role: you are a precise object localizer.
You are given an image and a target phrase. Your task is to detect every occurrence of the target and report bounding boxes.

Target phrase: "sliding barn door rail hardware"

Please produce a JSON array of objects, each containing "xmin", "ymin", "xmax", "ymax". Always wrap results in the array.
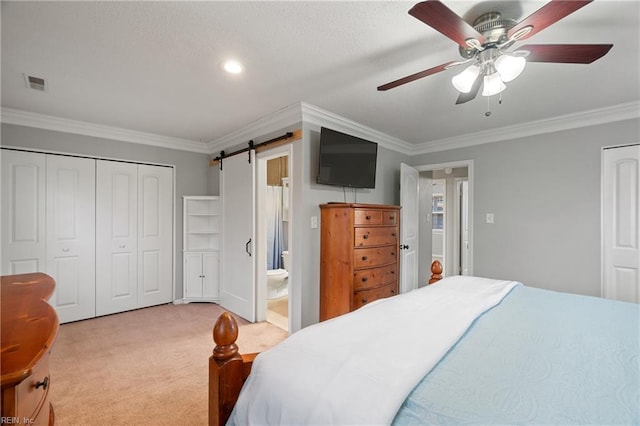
[{"xmin": 210, "ymin": 129, "xmax": 301, "ymax": 167}]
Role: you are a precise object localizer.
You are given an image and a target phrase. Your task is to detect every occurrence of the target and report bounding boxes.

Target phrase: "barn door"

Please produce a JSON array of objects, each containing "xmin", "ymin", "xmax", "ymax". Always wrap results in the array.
[{"xmin": 220, "ymin": 152, "xmax": 256, "ymax": 322}]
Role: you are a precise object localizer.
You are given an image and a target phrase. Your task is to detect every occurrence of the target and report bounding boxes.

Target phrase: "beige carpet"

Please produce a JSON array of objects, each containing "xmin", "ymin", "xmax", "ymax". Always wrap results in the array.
[{"xmin": 50, "ymin": 303, "xmax": 288, "ymax": 425}]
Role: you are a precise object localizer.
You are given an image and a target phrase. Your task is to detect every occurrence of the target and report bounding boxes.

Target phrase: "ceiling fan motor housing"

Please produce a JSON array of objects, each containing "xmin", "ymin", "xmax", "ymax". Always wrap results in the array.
[{"xmin": 459, "ymin": 12, "xmax": 517, "ymax": 58}]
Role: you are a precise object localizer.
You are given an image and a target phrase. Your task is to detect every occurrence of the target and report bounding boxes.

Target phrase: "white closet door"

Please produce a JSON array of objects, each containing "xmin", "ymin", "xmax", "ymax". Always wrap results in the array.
[
  {"xmin": 137, "ymin": 164, "xmax": 173, "ymax": 308},
  {"xmin": 46, "ymin": 155, "xmax": 96, "ymax": 323},
  {"xmin": 1, "ymin": 150, "xmax": 46, "ymax": 274},
  {"xmin": 603, "ymin": 145, "xmax": 640, "ymax": 303},
  {"xmin": 96, "ymin": 160, "xmax": 138, "ymax": 315}
]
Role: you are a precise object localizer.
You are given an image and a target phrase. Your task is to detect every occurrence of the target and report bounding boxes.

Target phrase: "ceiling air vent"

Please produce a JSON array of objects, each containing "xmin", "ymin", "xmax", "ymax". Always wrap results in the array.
[{"xmin": 24, "ymin": 74, "xmax": 47, "ymax": 91}]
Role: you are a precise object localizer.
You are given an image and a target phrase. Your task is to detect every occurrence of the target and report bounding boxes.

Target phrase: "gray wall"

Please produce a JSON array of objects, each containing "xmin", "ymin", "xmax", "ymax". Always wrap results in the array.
[
  {"xmin": 410, "ymin": 118, "xmax": 640, "ymax": 297},
  {"xmin": 1, "ymin": 123, "xmax": 213, "ymax": 299},
  {"xmin": 299, "ymin": 123, "xmax": 410, "ymax": 326}
]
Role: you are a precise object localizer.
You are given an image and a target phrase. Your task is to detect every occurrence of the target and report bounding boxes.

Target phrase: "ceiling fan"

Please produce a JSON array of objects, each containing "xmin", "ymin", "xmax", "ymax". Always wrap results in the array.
[{"xmin": 377, "ymin": 0, "xmax": 613, "ymax": 105}]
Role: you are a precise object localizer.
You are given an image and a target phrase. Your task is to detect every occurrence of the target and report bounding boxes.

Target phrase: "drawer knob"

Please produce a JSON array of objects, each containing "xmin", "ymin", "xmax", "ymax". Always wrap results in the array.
[
  {"xmin": 391, "ymin": 289, "xmax": 396, "ymax": 294},
  {"xmin": 35, "ymin": 376, "xmax": 49, "ymax": 390},
  {"xmin": 366, "ymin": 215, "xmax": 372, "ymax": 220},
  {"xmin": 363, "ymin": 234, "xmax": 369, "ymax": 240},
  {"xmin": 362, "ymin": 277, "xmax": 368, "ymax": 282},
  {"xmin": 362, "ymin": 256, "xmax": 368, "ymax": 261},
  {"xmin": 361, "ymin": 298, "xmax": 368, "ymax": 303},
  {"xmin": 391, "ymin": 233, "xmax": 396, "ymax": 237}
]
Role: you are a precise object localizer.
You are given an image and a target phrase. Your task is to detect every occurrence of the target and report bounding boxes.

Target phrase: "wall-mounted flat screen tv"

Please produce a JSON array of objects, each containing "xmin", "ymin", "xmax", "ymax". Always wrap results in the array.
[{"xmin": 317, "ymin": 127, "xmax": 378, "ymax": 189}]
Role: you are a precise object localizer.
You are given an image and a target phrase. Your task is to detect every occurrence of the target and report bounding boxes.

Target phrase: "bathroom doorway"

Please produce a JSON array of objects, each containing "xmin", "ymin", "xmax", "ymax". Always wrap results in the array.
[
  {"xmin": 255, "ymin": 147, "xmax": 292, "ymax": 332},
  {"xmin": 414, "ymin": 161, "xmax": 473, "ymax": 283}
]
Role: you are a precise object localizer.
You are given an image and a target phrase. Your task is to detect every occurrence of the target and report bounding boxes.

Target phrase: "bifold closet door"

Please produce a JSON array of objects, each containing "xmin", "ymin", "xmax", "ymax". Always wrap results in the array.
[
  {"xmin": 96, "ymin": 160, "xmax": 139, "ymax": 316},
  {"xmin": 1, "ymin": 150, "xmax": 46, "ymax": 274},
  {"xmin": 46, "ymin": 155, "xmax": 96, "ymax": 323},
  {"xmin": 137, "ymin": 164, "xmax": 173, "ymax": 308}
]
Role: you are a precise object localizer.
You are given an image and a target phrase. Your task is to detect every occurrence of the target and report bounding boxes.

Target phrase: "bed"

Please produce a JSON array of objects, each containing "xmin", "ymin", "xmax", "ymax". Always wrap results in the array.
[{"xmin": 209, "ymin": 261, "xmax": 640, "ymax": 425}]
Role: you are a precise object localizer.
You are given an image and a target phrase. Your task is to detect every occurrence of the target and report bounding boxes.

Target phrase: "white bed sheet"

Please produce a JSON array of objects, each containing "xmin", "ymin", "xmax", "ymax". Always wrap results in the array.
[{"xmin": 228, "ymin": 276, "xmax": 520, "ymax": 425}]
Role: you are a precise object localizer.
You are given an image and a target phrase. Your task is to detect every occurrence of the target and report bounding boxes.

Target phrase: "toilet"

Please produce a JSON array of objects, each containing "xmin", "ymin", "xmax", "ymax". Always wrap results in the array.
[{"xmin": 267, "ymin": 251, "xmax": 289, "ymax": 299}]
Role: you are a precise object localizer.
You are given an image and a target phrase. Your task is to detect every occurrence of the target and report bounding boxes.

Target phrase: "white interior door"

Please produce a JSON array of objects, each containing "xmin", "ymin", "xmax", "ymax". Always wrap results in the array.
[
  {"xmin": 1, "ymin": 150, "xmax": 46, "ymax": 274},
  {"xmin": 137, "ymin": 164, "xmax": 173, "ymax": 308},
  {"xmin": 220, "ymin": 152, "xmax": 256, "ymax": 322},
  {"xmin": 46, "ymin": 154, "xmax": 96, "ymax": 323},
  {"xmin": 603, "ymin": 144, "xmax": 640, "ymax": 303},
  {"xmin": 96, "ymin": 160, "xmax": 138, "ymax": 315},
  {"xmin": 400, "ymin": 163, "xmax": 419, "ymax": 293}
]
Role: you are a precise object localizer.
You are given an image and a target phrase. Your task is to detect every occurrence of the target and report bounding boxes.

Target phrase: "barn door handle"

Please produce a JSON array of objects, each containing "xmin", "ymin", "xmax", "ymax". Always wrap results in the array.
[{"xmin": 245, "ymin": 238, "xmax": 252, "ymax": 257}]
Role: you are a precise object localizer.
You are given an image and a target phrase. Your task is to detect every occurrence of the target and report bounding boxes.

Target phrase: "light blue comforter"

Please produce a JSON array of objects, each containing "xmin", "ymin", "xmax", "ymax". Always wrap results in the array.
[{"xmin": 393, "ymin": 286, "xmax": 640, "ymax": 425}]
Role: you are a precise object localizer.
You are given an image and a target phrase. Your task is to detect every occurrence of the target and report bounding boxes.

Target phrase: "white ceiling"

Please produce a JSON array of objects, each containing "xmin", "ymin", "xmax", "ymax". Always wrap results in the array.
[{"xmin": 2, "ymin": 1, "xmax": 639, "ymax": 152}]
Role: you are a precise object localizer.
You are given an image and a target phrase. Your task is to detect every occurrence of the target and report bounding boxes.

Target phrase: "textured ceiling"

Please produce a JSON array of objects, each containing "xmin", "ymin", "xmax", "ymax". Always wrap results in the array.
[{"xmin": 2, "ymin": 1, "xmax": 638, "ymax": 150}]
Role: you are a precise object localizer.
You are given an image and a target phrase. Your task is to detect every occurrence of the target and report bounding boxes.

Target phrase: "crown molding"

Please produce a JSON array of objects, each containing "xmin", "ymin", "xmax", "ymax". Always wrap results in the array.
[
  {"xmin": 0, "ymin": 107, "xmax": 211, "ymax": 153},
  {"xmin": 300, "ymin": 102, "xmax": 414, "ymax": 155},
  {"xmin": 207, "ymin": 103, "xmax": 302, "ymax": 153},
  {"xmin": 413, "ymin": 101, "xmax": 640, "ymax": 155}
]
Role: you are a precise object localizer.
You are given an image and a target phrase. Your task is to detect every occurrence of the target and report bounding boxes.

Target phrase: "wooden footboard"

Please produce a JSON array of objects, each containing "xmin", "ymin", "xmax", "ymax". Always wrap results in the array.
[
  {"xmin": 208, "ymin": 312, "xmax": 257, "ymax": 426},
  {"xmin": 209, "ymin": 261, "xmax": 445, "ymax": 425}
]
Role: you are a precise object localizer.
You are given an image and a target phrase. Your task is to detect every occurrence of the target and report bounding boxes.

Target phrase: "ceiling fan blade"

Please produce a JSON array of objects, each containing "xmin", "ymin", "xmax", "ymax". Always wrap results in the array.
[
  {"xmin": 378, "ymin": 61, "xmax": 456, "ymax": 91},
  {"xmin": 455, "ymin": 75, "xmax": 482, "ymax": 105},
  {"xmin": 409, "ymin": 0, "xmax": 485, "ymax": 47},
  {"xmin": 507, "ymin": 1, "xmax": 592, "ymax": 41},
  {"xmin": 519, "ymin": 44, "xmax": 613, "ymax": 63}
]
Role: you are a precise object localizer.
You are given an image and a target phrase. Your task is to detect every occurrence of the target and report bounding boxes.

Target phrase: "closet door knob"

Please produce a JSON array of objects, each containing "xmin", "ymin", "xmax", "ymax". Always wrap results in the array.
[
  {"xmin": 119, "ymin": 244, "xmax": 126, "ymax": 249},
  {"xmin": 62, "ymin": 248, "xmax": 70, "ymax": 252}
]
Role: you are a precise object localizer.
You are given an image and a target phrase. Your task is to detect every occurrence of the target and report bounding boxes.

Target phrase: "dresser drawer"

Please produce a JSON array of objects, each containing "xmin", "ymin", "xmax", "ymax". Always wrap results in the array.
[
  {"xmin": 354, "ymin": 227, "xmax": 398, "ymax": 247},
  {"xmin": 16, "ymin": 352, "xmax": 51, "ymax": 422},
  {"xmin": 354, "ymin": 209, "xmax": 383, "ymax": 225},
  {"xmin": 353, "ymin": 264, "xmax": 397, "ymax": 291},
  {"xmin": 382, "ymin": 211, "xmax": 398, "ymax": 225},
  {"xmin": 353, "ymin": 283, "xmax": 397, "ymax": 309},
  {"xmin": 353, "ymin": 246, "xmax": 397, "ymax": 269}
]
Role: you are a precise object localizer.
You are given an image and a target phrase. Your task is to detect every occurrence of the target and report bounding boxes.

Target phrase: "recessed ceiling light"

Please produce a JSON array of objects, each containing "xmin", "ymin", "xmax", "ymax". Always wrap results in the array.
[{"xmin": 221, "ymin": 60, "xmax": 244, "ymax": 74}]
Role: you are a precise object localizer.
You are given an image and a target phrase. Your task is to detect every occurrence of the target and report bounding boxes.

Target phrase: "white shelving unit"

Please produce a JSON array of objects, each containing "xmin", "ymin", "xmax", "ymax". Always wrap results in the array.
[{"xmin": 182, "ymin": 196, "xmax": 220, "ymax": 302}]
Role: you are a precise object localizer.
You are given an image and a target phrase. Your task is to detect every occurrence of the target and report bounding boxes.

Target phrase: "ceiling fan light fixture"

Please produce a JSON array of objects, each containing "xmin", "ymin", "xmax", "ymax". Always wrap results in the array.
[
  {"xmin": 451, "ymin": 64, "xmax": 480, "ymax": 93},
  {"xmin": 482, "ymin": 72, "xmax": 506, "ymax": 97},
  {"xmin": 494, "ymin": 54, "xmax": 526, "ymax": 82}
]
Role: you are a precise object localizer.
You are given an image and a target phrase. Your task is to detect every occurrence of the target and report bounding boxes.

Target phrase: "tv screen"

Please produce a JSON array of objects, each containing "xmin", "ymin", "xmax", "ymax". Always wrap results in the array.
[{"xmin": 317, "ymin": 127, "xmax": 378, "ymax": 189}]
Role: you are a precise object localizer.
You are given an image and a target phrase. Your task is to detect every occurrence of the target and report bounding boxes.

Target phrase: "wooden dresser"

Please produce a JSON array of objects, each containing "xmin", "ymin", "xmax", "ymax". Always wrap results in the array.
[
  {"xmin": 319, "ymin": 203, "xmax": 401, "ymax": 321},
  {"xmin": 1, "ymin": 273, "xmax": 58, "ymax": 425}
]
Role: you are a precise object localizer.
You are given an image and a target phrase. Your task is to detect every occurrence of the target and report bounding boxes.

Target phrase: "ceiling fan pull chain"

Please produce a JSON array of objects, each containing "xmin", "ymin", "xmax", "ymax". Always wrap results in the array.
[{"xmin": 485, "ymin": 96, "xmax": 492, "ymax": 117}]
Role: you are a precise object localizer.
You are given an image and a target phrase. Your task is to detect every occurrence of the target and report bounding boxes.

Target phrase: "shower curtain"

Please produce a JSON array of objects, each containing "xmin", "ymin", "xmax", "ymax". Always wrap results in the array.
[{"xmin": 266, "ymin": 186, "xmax": 284, "ymax": 269}]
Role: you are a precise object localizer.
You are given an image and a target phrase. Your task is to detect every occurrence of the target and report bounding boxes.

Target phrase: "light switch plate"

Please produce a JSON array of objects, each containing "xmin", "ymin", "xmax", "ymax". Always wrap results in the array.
[{"xmin": 486, "ymin": 213, "xmax": 494, "ymax": 224}]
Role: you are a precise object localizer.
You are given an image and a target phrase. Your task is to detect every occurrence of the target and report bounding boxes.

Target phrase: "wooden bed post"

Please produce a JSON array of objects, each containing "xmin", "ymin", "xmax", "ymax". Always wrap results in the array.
[
  {"xmin": 209, "ymin": 312, "xmax": 243, "ymax": 426},
  {"xmin": 429, "ymin": 260, "xmax": 443, "ymax": 284},
  {"xmin": 209, "ymin": 312, "xmax": 258, "ymax": 426}
]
